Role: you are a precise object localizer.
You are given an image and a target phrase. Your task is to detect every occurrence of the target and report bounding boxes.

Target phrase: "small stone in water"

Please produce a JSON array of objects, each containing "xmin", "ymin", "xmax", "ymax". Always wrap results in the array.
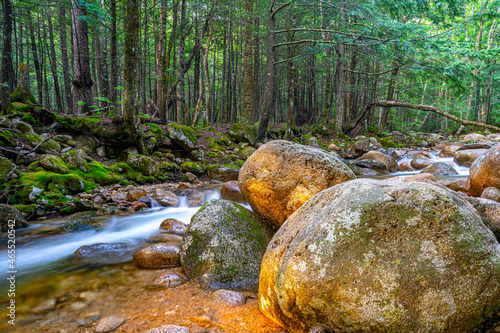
[
  {"xmin": 146, "ymin": 271, "xmax": 184, "ymax": 290},
  {"xmin": 94, "ymin": 315, "xmax": 125, "ymax": 332},
  {"xmin": 141, "ymin": 324, "xmax": 190, "ymax": 333},
  {"xmin": 210, "ymin": 289, "xmax": 246, "ymax": 307},
  {"xmin": 31, "ymin": 298, "xmax": 57, "ymax": 314}
]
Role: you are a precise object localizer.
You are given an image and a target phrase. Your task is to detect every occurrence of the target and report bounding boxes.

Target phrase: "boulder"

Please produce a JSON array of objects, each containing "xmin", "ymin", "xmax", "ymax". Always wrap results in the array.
[
  {"xmin": 426, "ymin": 133, "xmax": 445, "ymax": 146},
  {"xmin": 0, "ymin": 204, "xmax": 27, "ymax": 232},
  {"xmin": 357, "ymin": 151, "xmax": 397, "ymax": 172},
  {"xmin": 181, "ymin": 199, "xmax": 275, "ymax": 291},
  {"xmin": 238, "ymin": 140, "xmax": 355, "ymax": 227},
  {"xmin": 186, "ymin": 190, "xmax": 204, "ymax": 207},
  {"xmin": 353, "ymin": 159, "xmax": 388, "ymax": 175},
  {"xmin": 128, "ymin": 188, "xmax": 147, "ymax": 201},
  {"xmin": 454, "ymin": 149, "xmax": 487, "ymax": 167},
  {"xmin": 327, "ymin": 143, "xmax": 340, "ymax": 151},
  {"xmin": 466, "ymin": 197, "xmax": 500, "ymax": 241},
  {"xmin": 345, "ymin": 136, "xmax": 381, "ymax": 159},
  {"xmin": 405, "ymin": 172, "xmax": 436, "ymax": 183},
  {"xmin": 134, "ymin": 243, "xmax": 181, "ymax": 268},
  {"xmin": 421, "ymin": 162, "xmax": 458, "ymax": 176},
  {"xmin": 438, "ymin": 145, "xmax": 462, "ymax": 158},
  {"xmin": 61, "ymin": 149, "xmax": 91, "ymax": 172},
  {"xmin": 458, "ymin": 142, "xmax": 496, "ymax": 150},
  {"xmin": 207, "ymin": 165, "xmax": 239, "ymax": 182},
  {"xmin": 221, "ymin": 181, "xmax": 245, "ymax": 203},
  {"xmin": 259, "ymin": 179, "xmax": 500, "ymax": 333},
  {"xmin": 74, "ymin": 242, "xmax": 140, "ymax": 265},
  {"xmin": 481, "ymin": 187, "xmax": 500, "ymax": 202},
  {"xmin": 94, "ymin": 316, "xmax": 125, "ymax": 333},
  {"xmin": 467, "ymin": 144, "xmax": 500, "ymax": 197},
  {"xmin": 167, "ymin": 123, "xmax": 198, "ymax": 151},
  {"xmin": 130, "ymin": 201, "xmax": 148, "ymax": 211},
  {"xmin": 180, "ymin": 172, "xmax": 198, "ymax": 183},
  {"xmin": 148, "ymin": 233, "xmax": 183, "ymax": 244},
  {"xmin": 12, "ymin": 119, "xmax": 33, "ymax": 133},
  {"xmin": 410, "ymin": 156, "xmax": 433, "ymax": 170},
  {"xmin": 39, "ymin": 154, "xmax": 69, "ymax": 174},
  {"xmin": 462, "ymin": 133, "xmax": 488, "ymax": 142},
  {"xmin": 229, "ymin": 123, "xmax": 257, "ymax": 145},
  {"xmin": 153, "ymin": 189, "xmax": 179, "ymax": 207},
  {"xmin": 397, "ymin": 160, "xmax": 414, "ymax": 172},
  {"xmin": 159, "ymin": 218, "xmax": 188, "ymax": 235},
  {"xmin": 304, "ymin": 136, "xmax": 321, "ymax": 148},
  {"xmin": 180, "ymin": 161, "xmax": 205, "ymax": 174},
  {"xmin": 0, "ymin": 156, "xmax": 17, "ymax": 183},
  {"xmin": 111, "ymin": 192, "xmax": 128, "ymax": 203},
  {"xmin": 444, "ymin": 179, "xmax": 467, "ymax": 193}
]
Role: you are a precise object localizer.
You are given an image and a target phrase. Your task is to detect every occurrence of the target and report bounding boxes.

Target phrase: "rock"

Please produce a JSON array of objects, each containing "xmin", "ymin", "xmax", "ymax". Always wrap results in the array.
[
  {"xmin": 0, "ymin": 204, "xmax": 27, "ymax": 231},
  {"xmin": 462, "ymin": 133, "xmax": 488, "ymax": 142},
  {"xmin": 438, "ymin": 145, "xmax": 462, "ymax": 158},
  {"xmin": 39, "ymin": 154, "xmax": 69, "ymax": 174},
  {"xmin": 487, "ymin": 133, "xmax": 500, "ymax": 141},
  {"xmin": 190, "ymin": 149, "xmax": 205, "ymax": 162},
  {"xmin": 389, "ymin": 149, "xmax": 407, "ymax": 160},
  {"xmin": 405, "ymin": 172, "xmax": 436, "ymax": 183},
  {"xmin": 353, "ymin": 159, "xmax": 388, "ymax": 174},
  {"xmin": 327, "ymin": 143, "xmax": 340, "ymax": 151},
  {"xmin": 426, "ymin": 133, "xmax": 445, "ymax": 146},
  {"xmin": 221, "ymin": 181, "xmax": 245, "ymax": 203},
  {"xmin": 397, "ymin": 160, "xmax": 414, "ymax": 172},
  {"xmin": 134, "ymin": 243, "xmax": 181, "ymax": 268},
  {"xmin": 141, "ymin": 325, "xmax": 190, "ymax": 333},
  {"xmin": 238, "ymin": 140, "xmax": 355, "ymax": 227},
  {"xmin": 466, "ymin": 197, "xmax": 500, "ymax": 240},
  {"xmin": 74, "ymin": 242, "xmax": 140, "ymax": 265},
  {"xmin": 181, "ymin": 199, "xmax": 275, "ymax": 291},
  {"xmin": 304, "ymin": 136, "xmax": 321, "ymax": 148},
  {"xmin": 454, "ymin": 149, "xmax": 487, "ymax": 167},
  {"xmin": 12, "ymin": 119, "xmax": 33, "ymax": 133},
  {"xmin": 111, "ymin": 192, "xmax": 128, "ymax": 203},
  {"xmin": 180, "ymin": 161, "xmax": 205, "ymax": 174},
  {"xmin": 410, "ymin": 156, "xmax": 433, "ymax": 169},
  {"xmin": 31, "ymin": 298, "xmax": 56, "ymax": 314},
  {"xmin": 210, "ymin": 290, "xmax": 246, "ymax": 307},
  {"xmin": 207, "ymin": 165, "xmax": 239, "ymax": 182},
  {"xmin": 127, "ymin": 153, "xmax": 156, "ymax": 176},
  {"xmin": 229, "ymin": 123, "xmax": 257, "ymax": 145},
  {"xmin": 146, "ymin": 270, "xmax": 185, "ymax": 290},
  {"xmin": 94, "ymin": 316, "xmax": 125, "ymax": 333},
  {"xmin": 138, "ymin": 196, "xmax": 152, "ymax": 207},
  {"xmin": 444, "ymin": 179, "xmax": 467, "ymax": 193},
  {"xmin": 96, "ymin": 146, "xmax": 107, "ymax": 158},
  {"xmin": 153, "ymin": 189, "xmax": 179, "ymax": 207},
  {"xmin": 467, "ymin": 144, "xmax": 500, "ymax": 197},
  {"xmin": 259, "ymin": 179, "xmax": 500, "ymax": 333},
  {"xmin": 63, "ymin": 212, "xmax": 102, "ymax": 231},
  {"xmin": 61, "ymin": 149, "xmax": 91, "ymax": 172},
  {"xmin": 54, "ymin": 134, "xmax": 77, "ymax": 146},
  {"xmin": 167, "ymin": 123, "xmax": 198, "ymax": 151},
  {"xmin": 0, "ymin": 156, "xmax": 17, "ymax": 182},
  {"xmin": 128, "ymin": 188, "xmax": 147, "ymax": 201},
  {"xmin": 181, "ymin": 172, "xmax": 198, "ymax": 183},
  {"xmin": 159, "ymin": 218, "xmax": 188, "ymax": 235},
  {"xmin": 482, "ymin": 187, "xmax": 500, "ymax": 202},
  {"xmin": 345, "ymin": 136, "xmax": 381, "ymax": 159},
  {"xmin": 74, "ymin": 134, "xmax": 97, "ymax": 154},
  {"xmin": 0, "ymin": 116, "xmax": 12, "ymax": 128},
  {"xmin": 421, "ymin": 162, "xmax": 458, "ymax": 176},
  {"xmin": 356, "ymin": 151, "xmax": 397, "ymax": 172},
  {"xmin": 16, "ymin": 150, "xmax": 36, "ymax": 165},
  {"xmin": 187, "ymin": 191, "xmax": 204, "ymax": 207},
  {"xmin": 131, "ymin": 201, "xmax": 148, "ymax": 211},
  {"xmin": 148, "ymin": 233, "xmax": 183, "ymax": 244},
  {"xmin": 458, "ymin": 142, "xmax": 496, "ymax": 150}
]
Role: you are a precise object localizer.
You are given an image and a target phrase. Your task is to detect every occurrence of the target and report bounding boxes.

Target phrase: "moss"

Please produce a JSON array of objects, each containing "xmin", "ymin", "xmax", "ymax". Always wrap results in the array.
[
  {"xmin": 75, "ymin": 161, "xmax": 121, "ymax": 186},
  {"xmin": 207, "ymin": 137, "xmax": 221, "ymax": 150},
  {"xmin": 181, "ymin": 161, "xmax": 205, "ymax": 174},
  {"xmin": 234, "ymin": 159, "xmax": 245, "ymax": 168},
  {"xmin": 40, "ymin": 154, "xmax": 70, "ymax": 174},
  {"xmin": 22, "ymin": 113, "xmax": 37, "ymax": 126},
  {"xmin": 0, "ymin": 129, "xmax": 15, "ymax": 147},
  {"xmin": 168, "ymin": 122, "xmax": 198, "ymax": 145},
  {"xmin": 27, "ymin": 161, "xmax": 42, "ymax": 172},
  {"xmin": 61, "ymin": 206, "xmax": 76, "ymax": 215},
  {"xmin": 379, "ymin": 137, "xmax": 401, "ymax": 149},
  {"xmin": 13, "ymin": 204, "xmax": 37, "ymax": 215}
]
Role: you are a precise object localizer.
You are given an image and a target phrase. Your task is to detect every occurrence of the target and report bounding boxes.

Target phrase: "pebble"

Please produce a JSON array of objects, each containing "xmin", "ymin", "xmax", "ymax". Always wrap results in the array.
[
  {"xmin": 94, "ymin": 315, "xmax": 125, "ymax": 332},
  {"xmin": 146, "ymin": 271, "xmax": 185, "ymax": 290},
  {"xmin": 141, "ymin": 324, "xmax": 190, "ymax": 333},
  {"xmin": 210, "ymin": 289, "xmax": 246, "ymax": 307}
]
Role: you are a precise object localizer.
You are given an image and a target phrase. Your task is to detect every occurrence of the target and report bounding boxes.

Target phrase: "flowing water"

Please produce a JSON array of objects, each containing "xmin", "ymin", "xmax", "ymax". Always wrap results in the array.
[{"xmin": 0, "ymin": 152, "xmax": 470, "ymax": 332}]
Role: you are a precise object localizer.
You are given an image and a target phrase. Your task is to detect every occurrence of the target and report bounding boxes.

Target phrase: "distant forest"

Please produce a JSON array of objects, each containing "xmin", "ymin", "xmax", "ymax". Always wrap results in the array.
[{"xmin": 1, "ymin": 0, "xmax": 499, "ymax": 138}]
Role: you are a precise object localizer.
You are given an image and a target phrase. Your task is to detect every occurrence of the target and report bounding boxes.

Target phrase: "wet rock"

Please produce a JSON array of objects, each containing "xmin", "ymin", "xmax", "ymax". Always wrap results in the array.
[
  {"xmin": 466, "ymin": 197, "xmax": 500, "ymax": 240},
  {"xmin": 128, "ymin": 188, "xmax": 147, "ymax": 201},
  {"xmin": 444, "ymin": 179, "xmax": 467, "ymax": 193},
  {"xmin": 421, "ymin": 162, "xmax": 458, "ymax": 176},
  {"xmin": 138, "ymin": 196, "xmax": 152, "ymax": 207},
  {"xmin": 454, "ymin": 149, "xmax": 487, "ymax": 167},
  {"xmin": 259, "ymin": 179, "xmax": 500, "ymax": 333},
  {"xmin": 0, "ymin": 156, "xmax": 17, "ymax": 183},
  {"xmin": 181, "ymin": 199, "xmax": 275, "ymax": 291},
  {"xmin": 159, "ymin": 218, "xmax": 188, "ymax": 235},
  {"xmin": 111, "ymin": 192, "xmax": 128, "ymax": 203},
  {"xmin": 389, "ymin": 148, "xmax": 407, "ymax": 160},
  {"xmin": 345, "ymin": 136, "xmax": 381, "ymax": 159},
  {"xmin": 39, "ymin": 154, "xmax": 69, "ymax": 174},
  {"xmin": 94, "ymin": 315, "xmax": 125, "ymax": 333},
  {"xmin": 426, "ymin": 133, "xmax": 445, "ymax": 146},
  {"xmin": 239, "ymin": 140, "xmax": 355, "ymax": 227},
  {"xmin": 207, "ymin": 165, "xmax": 239, "ymax": 182},
  {"xmin": 410, "ymin": 156, "xmax": 433, "ymax": 169},
  {"xmin": 130, "ymin": 201, "xmax": 148, "ymax": 211},
  {"xmin": 221, "ymin": 181, "xmax": 245, "ymax": 203},
  {"xmin": 146, "ymin": 270, "xmax": 185, "ymax": 290},
  {"xmin": 148, "ymin": 233, "xmax": 183, "ymax": 244},
  {"xmin": 481, "ymin": 187, "xmax": 500, "ymax": 202},
  {"xmin": 153, "ymin": 189, "xmax": 179, "ymax": 207},
  {"xmin": 74, "ymin": 242, "xmax": 140, "ymax": 264},
  {"xmin": 63, "ymin": 212, "xmax": 102, "ymax": 231},
  {"xmin": 458, "ymin": 142, "xmax": 497, "ymax": 150},
  {"xmin": 167, "ymin": 123, "xmax": 198, "ymax": 151},
  {"xmin": 210, "ymin": 290, "xmax": 246, "ymax": 307},
  {"xmin": 181, "ymin": 172, "xmax": 198, "ymax": 183},
  {"xmin": 467, "ymin": 144, "xmax": 500, "ymax": 197},
  {"xmin": 438, "ymin": 145, "xmax": 462, "ymax": 158},
  {"xmin": 141, "ymin": 325, "xmax": 190, "ymax": 333},
  {"xmin": 187, "ymin": 191, "xmax": 204, "ymax": 207},
  {"xmin": 397, "ymin": 160, "xmax": 414, "ymax": 172},
  {"xmin": 462, "ymin": 133, "xmax": 488, "ymax": 142},
  {"xmin": 0, "ymin": 204, "xmax": 27, "ymax": 231},
  {"xmin": 229, "ymin": 123, "xmax": 257, "ymax": 145},
  {"xmin": 31, "ymin": 298, "xmax": 57, "ymax": 314},
  {"xmin": 134, "ymin": 243, "xmax": 181, "ymax": 268},
  {"xmin": 487, "ymin": 133, "xmax": 500, "ymax": 141},
  {"xmin": 357, "ymin": 151, "xmax": 397, "ymax": 172},
  {"xmin": 353, "ymin": 159, "xmax": 388, "ymax": 175},
  {"xmin": 405, "ymin": 172, "xmax": 436, "ymax": 183}
]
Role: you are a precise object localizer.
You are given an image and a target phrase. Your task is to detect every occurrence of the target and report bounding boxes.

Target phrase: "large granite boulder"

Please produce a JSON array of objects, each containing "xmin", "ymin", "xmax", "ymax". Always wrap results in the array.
[
  {"xmin": 259, "ymin": 179, "xmax": 500, "ymax": 333},
  {"xmin": 345, "ymin": 136, "xmax": 381, "ymax": 159},
  {"xmin": 467, "ymin": 144, "xmax": 500, "ymax": 197},
  {"xmin": 420, "ymin": 162, "xmax": 458, "ymax": 176},
  {"xmin": 454, "ymin": 149, "xmax": 487, "ymax": 167},
  {"xmin": 181, "ymin": 199, "xmax": 275, "ymax": 291},
  {"xmin": 356, "ymin": 151, "xmax": 397, "ymax": 173},
  {"xmin": 238, "ymin": 140, "xmax": 355, "ymax": 227}
]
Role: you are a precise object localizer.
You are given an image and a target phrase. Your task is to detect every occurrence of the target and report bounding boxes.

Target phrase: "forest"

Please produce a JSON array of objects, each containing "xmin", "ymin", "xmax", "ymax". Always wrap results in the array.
[{"xmin": 1, "ymin": 0, "xmax": 499, "ymax": 140}]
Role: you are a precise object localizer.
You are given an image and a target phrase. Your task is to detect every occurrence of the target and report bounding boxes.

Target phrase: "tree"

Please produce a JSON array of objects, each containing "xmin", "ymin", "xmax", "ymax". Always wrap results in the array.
[
  {"xmin": 242, "ymin": 0, "xmax": 255, "ymax": 123},
  {"xmin": 71, "ymin": 0, "xmax": 94, "ymax": 114},
  {"xmin": 0, "ymin": 0, "xmax": 16, "ymax": 112},
  {"xmin": 124, "ymin": 0, "xmax": 146, "ymax": 153}
]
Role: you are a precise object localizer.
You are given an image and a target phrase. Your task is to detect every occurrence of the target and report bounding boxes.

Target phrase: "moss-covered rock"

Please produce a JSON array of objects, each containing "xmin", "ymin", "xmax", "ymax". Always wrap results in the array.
[
  {"xmin": 180, "ymin": 161, "xmax": 205, "ymax": 174},
  {"xmin": 25, "ymin": 132, "xmax": 61, "ymax": 154},
  {"xmin": 0, "ymin": 129, "xmax": 15, "ymax": 147},
  {"xmin": 229, "ymin": 123, "xmax": 257, "ymax": 146},
  {"xmin": 181, "ymin": 199, "xmax": 275, "ymax": 291},
  {"xmin": 127, "ymin": 153, "xmax": 155, "ymax": 176},
  {"xmin": 12, "ymin": 119, "xmax": 33, "ymax": 134},
  {"xmin": 39, "ymin": 154, "xmax": 70, "ymax": 174},
  {"xmin": 207, "ymin": 165, "xmax": 239, "ymax": 182},
  {"xmin": 378, "ymin": 136, "xmax": 401, "ymax": 148},
  {"xmin": 61, "ymin": 149, "xmax": 91, "ymax": 172},
  {"xmin": 167, "ymin": 123, "xmax": 198, "ymax": 151},
  {"xmin": 259, "ymin": 179, "xmax": 500, "ymax": 332},
  {"xmin": 0, "ymin": 204, "xmax": 27, "ymax": 232},
  {"xmin": 0, "ymin": 156, "xmax": 17, "ymax": 183}
]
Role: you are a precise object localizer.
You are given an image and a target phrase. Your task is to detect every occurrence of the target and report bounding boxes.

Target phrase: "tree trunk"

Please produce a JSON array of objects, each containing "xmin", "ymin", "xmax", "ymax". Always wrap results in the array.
[
  {"xmin": 47, "ymin": 8, "xmax": 64, "ymax": 113},
  {"xmin": 335, "ymin": 43, "xmax": 346, "ymax": 132},
  {"xmin": 124, "ymin": 0, "xmax": 146, "ymax": 153},
  {"xmin": 28, "ymin": 13, "xmax": 43, "ymax": 106},
  {"xmin": 109, "ymin": 0, "xmax": 118, "ymax": 108},
  {"xmin": 1, "ymin": 0, "xmax": 15, "ymax": 112},
  {"xmin": 157, "ymin": 0, "xmax": 167, "ymax": 120},
  {"xmin": 252, "ymin": 15, "xmax": 261, "ymax": 123},
  {"xmin": 176, "ymin": 0, "xmax": 187, "ymax": 123},
  {"xmin": 59, "ymin": 5, "xmax": 73, "ymax": 113},
  {"xmin": 71, "ymin": 0, "xmax": 94, "ymax": 114},
  {"xmin": 242, "ymin": 0, "xmax": 254, "ymax": 123},
  {"xmin": 375, "ymin": 61, "xmax": 399, "ymax": 134}
]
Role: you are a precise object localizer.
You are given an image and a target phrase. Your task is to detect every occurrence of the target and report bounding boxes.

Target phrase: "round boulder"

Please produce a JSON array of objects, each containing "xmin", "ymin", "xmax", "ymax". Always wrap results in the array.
[
  {"xmin": 356, "ymin": 151, "xmax": 397, "ymax": 172},
  {"xmin": 454, "ymin": 149, "xmax": 487, "ymax": 168},
  {"xmin": 159, "ymin": 218, "xmax": 188, "ymax": 235},
  {"xmin": 221, "ymin": 181, "xmax": 245, "ymax": 203},
  {"xmin": 421, "ymin": 162, "xmax": 458, "ymax": 176},
  {"xmin": 345, "ymin": 136, "xmax": 382, "ymax": 159},
  {"xmin": 238, "ymin": 140, "xmax": 355, "ymax": 227},
  {"xmin": 259, "ymin": 179, "xmax": 500, "ymax": 333},
  {"xmin": 181, "ymin": 199, "xmax": 275, "ymax": 291},
  {"xmin": 134, "ymin": 243, "xmax": 181, "ymax": 268},
  {"xmin": 467, "ymin": 144, "xmax": 500, "ymax": 197}
]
